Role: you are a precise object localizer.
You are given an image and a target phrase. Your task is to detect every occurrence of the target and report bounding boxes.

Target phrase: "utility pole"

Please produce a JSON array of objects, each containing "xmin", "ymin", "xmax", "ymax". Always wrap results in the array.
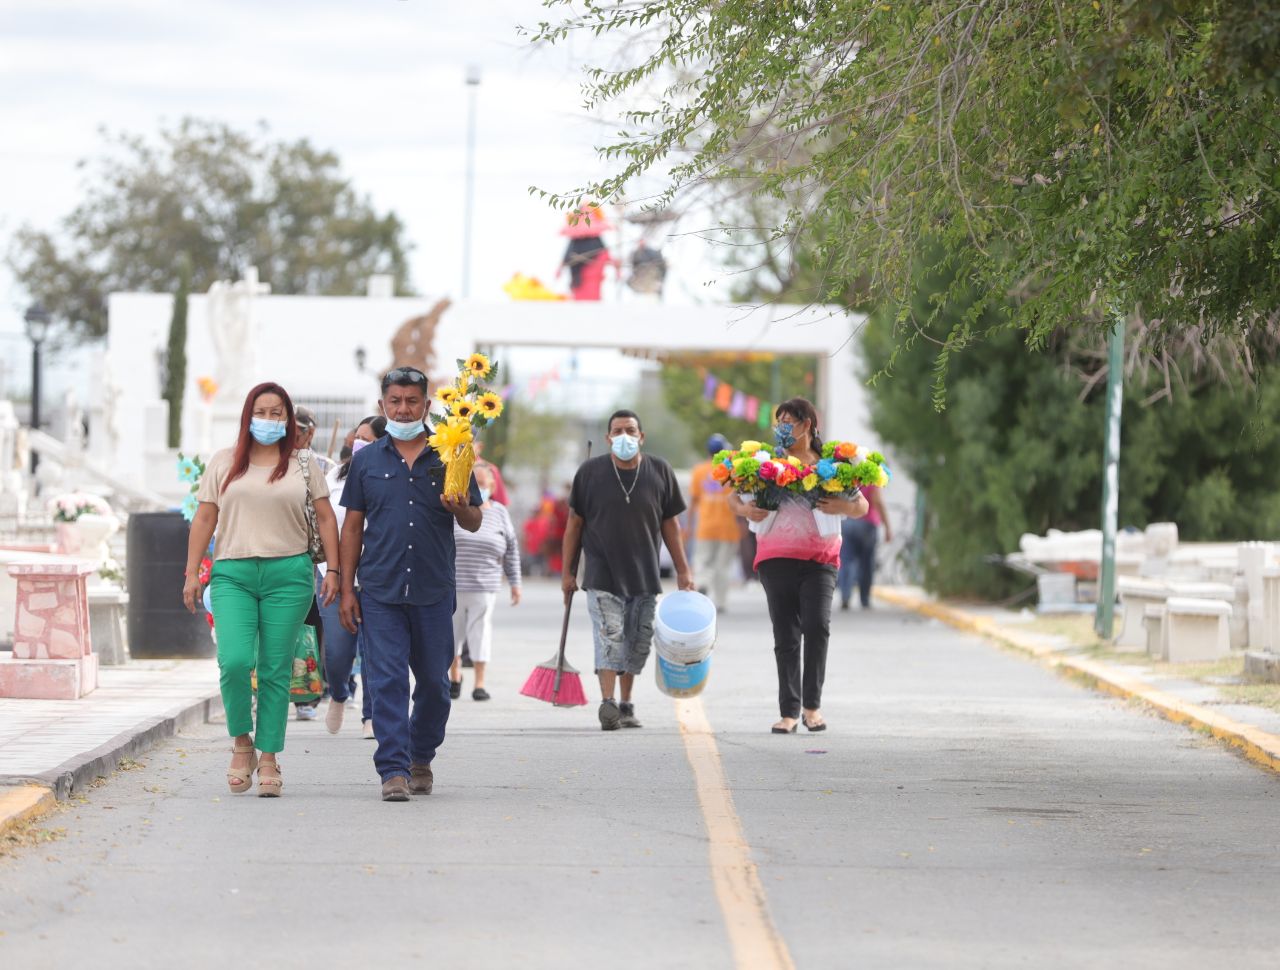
[
  {"xmin": 461, "ymin": 64, "xmax": 481, "ymax": 299},
  {"xmin": 1094, "ymin": 310, "xmax": 1126, "ymax": 639}
]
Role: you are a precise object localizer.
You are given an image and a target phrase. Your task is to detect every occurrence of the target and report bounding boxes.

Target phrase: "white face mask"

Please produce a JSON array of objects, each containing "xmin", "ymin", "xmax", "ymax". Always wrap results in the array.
[
  {"xmin": 351, "ymin": 439, "xmax": 371, "ymax": 454},
  {"xmin": 611, "ymin": 433, "xmax": 640, "ymax": 461}
]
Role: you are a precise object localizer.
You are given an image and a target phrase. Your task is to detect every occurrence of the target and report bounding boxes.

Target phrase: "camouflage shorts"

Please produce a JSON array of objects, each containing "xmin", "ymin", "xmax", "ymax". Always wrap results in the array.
[{"xmin": 585, "ymin": 590, "xmax": 656, "ymax": 675}]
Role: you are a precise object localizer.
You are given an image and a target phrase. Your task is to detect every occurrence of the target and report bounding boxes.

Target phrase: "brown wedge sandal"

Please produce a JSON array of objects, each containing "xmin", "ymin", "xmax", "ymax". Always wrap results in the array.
[
  {"xmin": 256, "ymin": 758, "xmax": 282, "ymax": 798},
  {"xmin": 227, "ymin": 744, "xmax": 258, "ymax": 794}
]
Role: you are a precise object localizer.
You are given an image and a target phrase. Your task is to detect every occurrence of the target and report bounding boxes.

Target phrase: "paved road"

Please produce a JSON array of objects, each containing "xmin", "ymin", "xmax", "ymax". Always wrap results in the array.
[{"xmin": 2, "ymin": 579, "xmax": 1279, "ymax": 969}]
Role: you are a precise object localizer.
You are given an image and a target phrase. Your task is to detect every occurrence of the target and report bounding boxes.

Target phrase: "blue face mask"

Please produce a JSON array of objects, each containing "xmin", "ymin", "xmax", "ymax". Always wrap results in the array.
[
  {"xmin": 478, "ymin": 488, "xmax": 491, "ymax": 504},
  {"xmin": 385, "ymin": 418, "xmax": 425, "ymax": 440},
  {"xmin": 611, "ymin": 433, "xmax": 640, "ymax": 461},
  {"xmin": 250, "ymin": 418, "xmax": 288, "ymax": 446},
  {"xmin": 773, "ymin": 422, "xmax": 796, "ymax": 450}
]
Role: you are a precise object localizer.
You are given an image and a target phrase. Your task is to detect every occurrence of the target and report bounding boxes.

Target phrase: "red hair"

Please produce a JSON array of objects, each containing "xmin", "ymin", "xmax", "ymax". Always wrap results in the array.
[{"xmin": 221, "ymin": 382, "xmax": 298, "ymax": 493}]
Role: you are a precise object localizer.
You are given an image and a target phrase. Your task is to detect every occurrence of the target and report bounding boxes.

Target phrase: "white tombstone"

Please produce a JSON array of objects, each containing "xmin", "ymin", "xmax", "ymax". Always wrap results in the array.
[
  {"xmin": 1144, "ymin": 604, "xmax": 1167, "ymax": 659},
  {"xmin": 1238, "ymin": 542, "xmax": 1277, "ymax": 649},
  {"xmin": 1164, "ymin": 597, "xmax": 1232, "ymax": 663},
  {"xmin": 1116, "ymin": 577, "xmax": 1171, "ymax": 648}
]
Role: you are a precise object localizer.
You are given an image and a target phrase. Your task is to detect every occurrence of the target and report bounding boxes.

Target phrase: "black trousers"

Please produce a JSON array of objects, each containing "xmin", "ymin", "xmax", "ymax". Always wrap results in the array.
[{"xmin": 758, "ymin": 558, "xmax": 837, "ymax": 717}]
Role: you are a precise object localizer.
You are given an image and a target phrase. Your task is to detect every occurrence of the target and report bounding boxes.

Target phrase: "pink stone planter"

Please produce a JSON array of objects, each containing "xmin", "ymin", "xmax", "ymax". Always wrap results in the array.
[{"xmin": 0, "ymin": 560, "xmax": 98, "ymax": 699}]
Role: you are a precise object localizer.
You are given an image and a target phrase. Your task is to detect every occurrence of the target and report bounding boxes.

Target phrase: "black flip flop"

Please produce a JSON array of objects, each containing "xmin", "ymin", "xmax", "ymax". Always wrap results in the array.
[
  {"xmin": 472, "ymin": 688, "xmax": 491, "ymax": 701},
  {"xmin": 803, "ymin": 717, "xmax": 827, "ymax": 732},
  {"xmin": 449, "ymin": 680, "xmax": 462, "ymax": 699},
  {"xmin": 771, "ymin": 722, "xmax": 798, "ymax": 734}
]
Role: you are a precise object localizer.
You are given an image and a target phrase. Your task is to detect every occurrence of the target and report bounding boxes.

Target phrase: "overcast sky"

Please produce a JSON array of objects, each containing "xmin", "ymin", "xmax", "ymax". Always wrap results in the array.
[{"xmin": 0, "ymin": 0, "xmax": 727, "ymax": 346}]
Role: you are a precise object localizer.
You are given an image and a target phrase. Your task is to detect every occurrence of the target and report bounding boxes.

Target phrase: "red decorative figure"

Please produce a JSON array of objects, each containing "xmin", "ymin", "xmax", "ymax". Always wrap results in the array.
[{"xmin": 559, "ymin": 205, "xmax": 617, "ymax": 301}]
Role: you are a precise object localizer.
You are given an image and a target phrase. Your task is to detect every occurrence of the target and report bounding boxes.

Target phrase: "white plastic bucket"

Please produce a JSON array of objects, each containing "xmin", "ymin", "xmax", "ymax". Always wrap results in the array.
[
  {"xmin": 654, "ymin": 653, "xmax": 711, "ymax": 698},
  {"xmin": 654, "ymin": 591, "xmax": 717, "ymax": 662}
]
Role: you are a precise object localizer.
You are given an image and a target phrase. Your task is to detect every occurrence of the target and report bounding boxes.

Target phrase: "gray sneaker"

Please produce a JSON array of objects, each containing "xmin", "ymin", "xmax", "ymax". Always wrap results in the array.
[
  {"xmin": 618, "ymin": 702, "xmax": 643, "ymax": 729},
  {"xmin": 598, "ymin": 699, "xmax": 622, "ymax": 731}
]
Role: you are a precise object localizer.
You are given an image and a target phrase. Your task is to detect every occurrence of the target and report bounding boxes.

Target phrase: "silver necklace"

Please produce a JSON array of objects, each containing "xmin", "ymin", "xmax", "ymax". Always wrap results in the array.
[{"xmin": 612, "ymin": 454, "xmax": 642, "ymax": 504}]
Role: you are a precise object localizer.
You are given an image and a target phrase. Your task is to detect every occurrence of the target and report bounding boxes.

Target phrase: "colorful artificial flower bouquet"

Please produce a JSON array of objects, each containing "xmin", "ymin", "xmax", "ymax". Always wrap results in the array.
[
  {"xmin": 429, "ymin": 352, "xmax": 505, "ymax": 499},
  {"xmin": 711, "ymin": 439, "xmax": 890, "ymax": 535}
]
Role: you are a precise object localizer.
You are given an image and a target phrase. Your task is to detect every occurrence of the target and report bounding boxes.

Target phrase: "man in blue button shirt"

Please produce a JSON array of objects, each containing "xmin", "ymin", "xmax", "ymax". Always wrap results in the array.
[{"xmin": 339, "ymin": 367, "xmax": 482, "ymax": 802}]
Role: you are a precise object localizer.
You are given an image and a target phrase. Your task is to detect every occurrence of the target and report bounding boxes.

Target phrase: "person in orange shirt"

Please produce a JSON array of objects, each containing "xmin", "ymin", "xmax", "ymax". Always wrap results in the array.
[{"xmin": 688, "ymin": 433, "xmax": 741, "ymax": 612}]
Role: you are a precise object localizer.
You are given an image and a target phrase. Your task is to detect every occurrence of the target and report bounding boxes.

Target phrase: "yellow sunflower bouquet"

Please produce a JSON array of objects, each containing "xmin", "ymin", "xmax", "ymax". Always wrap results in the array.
[{"xmin": 429, "ymin": 352, "xmax": 505, "ymax": 499}]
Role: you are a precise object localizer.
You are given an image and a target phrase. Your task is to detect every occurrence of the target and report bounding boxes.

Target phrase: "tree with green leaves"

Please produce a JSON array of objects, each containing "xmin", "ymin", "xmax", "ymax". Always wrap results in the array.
[
  {"xmin": 8, "ymin": 117, "xmax": 413, "ymax": 342},
  {"xmin": 863, "ymin": 249, "xmax": 1280, "ymax": 598},
  {"xmin": 532, "ymin": 1, "xmax": 1280, "ymax": 389},
  {"xmin": 163, "ymin": 259, "xmax": 190, "ymax": 449}
]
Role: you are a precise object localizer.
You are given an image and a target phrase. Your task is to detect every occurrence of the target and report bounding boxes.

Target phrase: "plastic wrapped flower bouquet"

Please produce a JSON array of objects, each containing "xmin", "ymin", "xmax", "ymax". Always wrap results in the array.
[{"xmin": 429, "ymin": 353, "xmax": 504, "ymax": 499}]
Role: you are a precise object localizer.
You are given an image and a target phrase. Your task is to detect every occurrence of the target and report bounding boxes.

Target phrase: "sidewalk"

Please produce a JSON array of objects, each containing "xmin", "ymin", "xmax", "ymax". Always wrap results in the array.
[
  {"xmin": 0, "ymin": 659, "xmax": 221, "ymax": 822},
  {"xmin": 876, "ymin": 586, "xmax": 1280, "ymax": 773}
]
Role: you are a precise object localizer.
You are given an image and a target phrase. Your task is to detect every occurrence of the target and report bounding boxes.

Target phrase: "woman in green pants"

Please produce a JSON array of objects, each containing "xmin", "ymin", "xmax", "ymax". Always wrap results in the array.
[{"xmin": 183, "ymin": 382, "xmax": 341, "ymax": 797}]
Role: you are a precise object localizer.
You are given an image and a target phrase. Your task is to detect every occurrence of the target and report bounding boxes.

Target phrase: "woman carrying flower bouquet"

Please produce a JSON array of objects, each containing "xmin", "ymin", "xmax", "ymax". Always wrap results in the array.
[
  {"xmin": 182, "ymin": 382, "xmax": 342, "ymax": 797},
  {"xmin": 728, "ymin": 398, "xmax": 868, "ymax": 734}
]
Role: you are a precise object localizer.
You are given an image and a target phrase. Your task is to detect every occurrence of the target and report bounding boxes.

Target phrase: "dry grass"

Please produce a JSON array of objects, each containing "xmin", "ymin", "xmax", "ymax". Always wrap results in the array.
[{"xmin": 1023, "ymin": 614, "xmax": 1280, "ymax": 713}]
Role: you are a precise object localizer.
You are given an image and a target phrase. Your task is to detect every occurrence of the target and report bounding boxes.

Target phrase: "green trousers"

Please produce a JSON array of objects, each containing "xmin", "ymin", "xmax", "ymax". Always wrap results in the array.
[{"xmin": 210, "ymin": 554, "xmax": 315, "ymax": 753}]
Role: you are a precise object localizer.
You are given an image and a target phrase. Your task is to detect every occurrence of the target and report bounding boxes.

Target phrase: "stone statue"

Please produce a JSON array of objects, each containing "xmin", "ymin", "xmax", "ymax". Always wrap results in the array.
[{"xmin": 207, "ymin": 266, "xmax": 271, "ymax": 406}]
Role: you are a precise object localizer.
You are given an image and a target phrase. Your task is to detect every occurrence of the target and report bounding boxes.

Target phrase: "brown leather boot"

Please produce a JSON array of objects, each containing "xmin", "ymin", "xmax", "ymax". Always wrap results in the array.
[
  {"xmin": 409, "ymin": 763, "xmax": 434, "ymax": 795},
  {"xmin": 381, "ymin": 776, "xmax": 410, "ymax": 801}
]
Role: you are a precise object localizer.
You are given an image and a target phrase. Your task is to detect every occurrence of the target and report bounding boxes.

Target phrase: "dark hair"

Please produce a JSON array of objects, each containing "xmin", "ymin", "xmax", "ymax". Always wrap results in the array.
[
  {"xmin": 775, "ymin": 397, "xmax": 824, "ymax": 456},
  {"xmin": 380, "ymin": 366, "xmax": 428, "ymax": 395},
  {"xmin": 338, "ymin": 415, "xmax": 389, "ymax": 481},
  {"xmin": 607, "ymin": 409, "xmax": 643, "ymax": 433},
  {"xmin": 223, "ymin": 382, "xmax": 297, "ymax": 493}
]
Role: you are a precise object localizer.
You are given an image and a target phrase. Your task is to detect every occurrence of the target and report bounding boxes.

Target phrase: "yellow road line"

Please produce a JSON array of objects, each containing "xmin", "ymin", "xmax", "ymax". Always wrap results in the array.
[
  {"xmin": 675, "ymin": 697, "xmax": 795, "ymax": 970},
  {"xmin": 0, "ymin": 784, "xmax": 55, "ymax": 836}
]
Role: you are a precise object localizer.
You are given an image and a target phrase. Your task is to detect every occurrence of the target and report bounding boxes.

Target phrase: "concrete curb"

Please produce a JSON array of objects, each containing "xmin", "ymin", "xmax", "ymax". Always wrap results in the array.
[
  {"xmin": 875, "ymin": 586, "xmax": 1280, "ymax": 775},
  {"xmin": 0, "ymin": 690, "xmax": 224, "ymax": 801},
  {"xmin": 0, "ymin": 784, "xmax": 56, "ymax": 838}
]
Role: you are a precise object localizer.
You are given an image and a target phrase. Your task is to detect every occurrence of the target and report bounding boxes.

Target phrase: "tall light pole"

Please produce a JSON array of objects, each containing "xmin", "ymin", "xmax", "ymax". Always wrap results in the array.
[
  {"xmin": 23, "ymin": 303, "xmax": 51, "ymax": 475},
  {"xmin": 1094, "ymin": 310, "xmax": 1126, "ymax": 639},
  {"xmin": 461, "ymin": 63, "xmax": 482, "ymax": 299}
]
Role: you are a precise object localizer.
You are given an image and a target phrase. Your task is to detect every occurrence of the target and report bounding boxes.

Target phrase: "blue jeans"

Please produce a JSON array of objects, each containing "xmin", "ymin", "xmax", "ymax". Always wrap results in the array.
[
  {"xmin": 359, "ymin": 592, "xmax": 455, "ymax": 782},
  {"xmin": 837, "ymin": 518, "xmax": 878, "ymax": 607},
  {"xmin": 316, "ymin": 576, "xmax": 366, "ymax": 709}
]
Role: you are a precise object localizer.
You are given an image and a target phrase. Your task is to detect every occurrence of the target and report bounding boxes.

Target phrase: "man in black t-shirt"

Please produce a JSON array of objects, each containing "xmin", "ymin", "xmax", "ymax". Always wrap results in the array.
[{"xmin": 562, "ymin": 409, "xmax": 694, "ymax": 730}]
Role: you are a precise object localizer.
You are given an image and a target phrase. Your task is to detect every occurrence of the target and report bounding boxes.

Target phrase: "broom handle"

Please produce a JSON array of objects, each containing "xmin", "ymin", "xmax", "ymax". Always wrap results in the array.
[{"xmin": 554, "ymin": 439, "xmax": 591, "ymax": 693}]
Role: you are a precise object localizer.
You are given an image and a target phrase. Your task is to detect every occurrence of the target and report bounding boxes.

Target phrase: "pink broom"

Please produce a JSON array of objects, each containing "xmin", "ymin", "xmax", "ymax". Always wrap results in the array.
[
  {"xmin": 519, "ymin": 590, "xmax": 588, "ymax": 707},
  {"xmin": 522, "ymin": 442, "xmax": 590, "ymax": 708}
]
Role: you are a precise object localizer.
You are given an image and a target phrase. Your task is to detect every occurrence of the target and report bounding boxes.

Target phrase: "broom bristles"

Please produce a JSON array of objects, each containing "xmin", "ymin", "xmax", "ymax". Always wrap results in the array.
[{"xmin": 520, "ymin": 656, "xmax": 588, "ymax": 706}]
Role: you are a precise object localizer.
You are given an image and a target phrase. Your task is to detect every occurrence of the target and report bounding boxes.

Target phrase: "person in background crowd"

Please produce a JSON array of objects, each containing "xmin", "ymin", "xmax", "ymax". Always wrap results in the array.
[
  {"xmin": 320, "ymin": 415, "xmax": 385, "ymax": 737},
  {"xmin": 294, "ymin": 407, "xmax": 336, "ymax": 477},
  {"xmin": 562, "ymin": 409, "xmax": 694, "ymax": 731},
  {"xmin": 837, "ymin": 484, "xmax": 892, "ymax": 610},
  {"xmin": 339, "ymin": 367, "xmax": 483, "ymax": 802},
  {"xmin": 458, "ymin": 434, "xmax": 509, "ymax": 670},
  {"xmin": 522, "ymin": 500, "xmax": 550, "ymax": 577},
  {"xmin": 472, "ymin": 439, "xmax": 509, "ymax": 506},
  {"xmin": 290, "ymin": 405, "xmax": 335, "ymax": 722},
  {"xmin": 183, "ymin": 382, "xmax": 341, "ymax": 797},
  {"xmin": 688, "ymin": 432, "xmax": 740, "ymax": 613},
  {"xmin": 449, "ymin": 464, "xmax": 521, "ymax": 701},
  {"xmin": 729, "ymin": 397, "xmax": 867, "ymax": 735}
]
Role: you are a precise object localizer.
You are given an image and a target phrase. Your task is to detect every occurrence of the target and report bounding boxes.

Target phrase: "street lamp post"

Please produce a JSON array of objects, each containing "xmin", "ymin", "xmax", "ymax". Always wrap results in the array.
[
  {"xmin": 461, "ymin": 64, "xmax": 482, "ymax": 299},
  {"xmin": 23, "ymin": 303, "xmax": 51, "ymax": 475}
]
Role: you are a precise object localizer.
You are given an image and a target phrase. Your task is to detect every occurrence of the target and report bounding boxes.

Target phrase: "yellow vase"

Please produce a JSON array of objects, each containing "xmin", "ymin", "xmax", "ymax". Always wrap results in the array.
[{"xmin": 443, "ymin": 443, "xmax": 476, "ymax": 500}]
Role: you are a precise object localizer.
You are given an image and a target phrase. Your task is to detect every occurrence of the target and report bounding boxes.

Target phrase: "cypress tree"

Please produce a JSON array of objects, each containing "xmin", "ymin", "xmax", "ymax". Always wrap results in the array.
[{"xmin": 164, "ymin": 259, "xmax": 189, "ymax": 448}]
